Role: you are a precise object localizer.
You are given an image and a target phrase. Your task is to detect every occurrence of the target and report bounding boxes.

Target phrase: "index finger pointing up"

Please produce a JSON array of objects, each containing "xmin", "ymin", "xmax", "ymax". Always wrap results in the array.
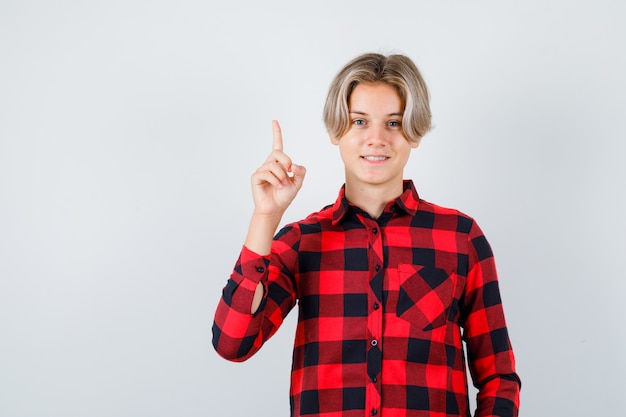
[{"xmin": 272, "ymin": 120, "xmax": 283, "ymax": 152}]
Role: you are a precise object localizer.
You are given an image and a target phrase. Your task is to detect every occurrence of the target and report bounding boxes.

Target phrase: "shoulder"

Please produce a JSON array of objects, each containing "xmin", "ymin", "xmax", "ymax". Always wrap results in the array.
[
  {"xmin": 417, "ymin": 197, "xmax": 470, "ymax": 217},
  {"xmin": 302, "ymin": 203, "xmax": 335, "ymax": 223},
  {"xmin": 275, "ymin": 203, "xmax": 335, "ymax": 239},
  {"xmin": 415, "ymin": 197, "xmax": 478, "ymax": 234}
]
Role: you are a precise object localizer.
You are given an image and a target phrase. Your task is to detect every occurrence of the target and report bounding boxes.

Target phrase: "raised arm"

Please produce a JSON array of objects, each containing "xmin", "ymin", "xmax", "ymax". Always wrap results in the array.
[
  {"xmin": 212, "ymin": 121, "xmax": 305, "ymax": 361},
  {"xmin": 245, "ymin": 120, "xmax": 305, "ymax": 313}
]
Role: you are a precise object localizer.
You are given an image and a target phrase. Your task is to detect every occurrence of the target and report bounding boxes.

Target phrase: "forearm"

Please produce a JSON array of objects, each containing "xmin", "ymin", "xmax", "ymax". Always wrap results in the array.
[
  {"xmin": 474, "ymin": 372, "xmax": 521, "ymax": 417},
  {"xmin": 212, "ymin": 247, "xmax": 271, "ymax": 361},
  {"xmin": 244, "ymin": 212, "xmax": 284, "ymax": 313},
  {"xmin": 213, "ymin": 226, "xmax": 299, "ymax": 362},
  {"xmin": 465, "ymin": 291, "xmax": 521, "ymax": 416}
]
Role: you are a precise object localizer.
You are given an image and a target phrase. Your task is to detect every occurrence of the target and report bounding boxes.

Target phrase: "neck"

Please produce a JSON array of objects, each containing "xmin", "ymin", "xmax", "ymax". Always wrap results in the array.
[{"xmin": 344, "ymin": 181, "xmax": 404, "ymax": 219}]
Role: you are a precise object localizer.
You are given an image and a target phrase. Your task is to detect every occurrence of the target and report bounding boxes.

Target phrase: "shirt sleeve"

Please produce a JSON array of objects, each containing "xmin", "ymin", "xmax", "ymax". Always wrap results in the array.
[
  {"xmin": 212, "ymin": 224, "xmax": 300, "ymax": 362},
  {"xmin": 461, "ymin": 219, "xmax": 521, "ymax": 417}
]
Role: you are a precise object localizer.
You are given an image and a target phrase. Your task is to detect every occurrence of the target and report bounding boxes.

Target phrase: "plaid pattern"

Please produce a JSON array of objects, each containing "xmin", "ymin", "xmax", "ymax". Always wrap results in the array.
[{"xmin": 213, "ymin": 181, "xmax": 520, "ymax": 417}]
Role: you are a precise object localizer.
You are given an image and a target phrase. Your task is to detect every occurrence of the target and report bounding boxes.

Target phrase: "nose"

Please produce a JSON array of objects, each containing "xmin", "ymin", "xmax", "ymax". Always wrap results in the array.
[{"xmin": 366, "ymin": 123, "xmax": 388, "ymax": 146}]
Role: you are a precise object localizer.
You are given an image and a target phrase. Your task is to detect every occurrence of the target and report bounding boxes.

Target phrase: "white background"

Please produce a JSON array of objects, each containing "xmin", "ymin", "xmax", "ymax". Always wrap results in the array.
[{"xmin": 1, "ymin": 1, "xmax": 624, "ymax": 416}]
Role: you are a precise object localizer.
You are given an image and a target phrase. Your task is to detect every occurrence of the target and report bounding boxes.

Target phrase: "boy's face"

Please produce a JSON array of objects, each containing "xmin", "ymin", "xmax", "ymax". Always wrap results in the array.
[{"xmin": 331, "ymin": 82, "xmax": 418, "ymax": 193}]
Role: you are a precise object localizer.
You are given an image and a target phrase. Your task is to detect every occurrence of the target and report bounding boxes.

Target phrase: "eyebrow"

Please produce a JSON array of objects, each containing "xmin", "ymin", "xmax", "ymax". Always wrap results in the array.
[{"xmin": 349, "ymin": 111, "xmax": 403, "ymax": 117}]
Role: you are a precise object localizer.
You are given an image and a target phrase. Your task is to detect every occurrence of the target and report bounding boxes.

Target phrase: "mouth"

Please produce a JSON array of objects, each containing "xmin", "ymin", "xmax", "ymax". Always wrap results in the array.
[{"xmin": 361, "ymin": 155, "xmax": 389, "ymax": 162}]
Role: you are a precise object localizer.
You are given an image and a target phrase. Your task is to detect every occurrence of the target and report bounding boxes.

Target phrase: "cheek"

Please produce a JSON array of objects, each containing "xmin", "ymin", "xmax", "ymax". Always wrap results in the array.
[
  {"xmin": 398, "ymin": 146, "xmax": 414, "ymax": 163},
  {"xmin": 338, "ymin": 141, "xmax": 357, "ymax": 157},
  {"xmin": 338, "ymin": 145, "xmax": 352, "ymax": 164}
]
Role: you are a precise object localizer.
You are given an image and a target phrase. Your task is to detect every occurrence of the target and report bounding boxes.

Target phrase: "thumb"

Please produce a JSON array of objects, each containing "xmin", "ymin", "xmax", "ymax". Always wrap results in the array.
[{"xmin": 290, "ymin": 164, "xmax": 306, "ymax": 189}]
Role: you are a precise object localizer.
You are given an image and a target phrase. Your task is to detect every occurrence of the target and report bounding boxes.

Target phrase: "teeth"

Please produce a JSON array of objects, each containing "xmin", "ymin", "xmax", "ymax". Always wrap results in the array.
[{"xmin": 363, "ymin": 156, "xmax": 388, "ymax": 161}]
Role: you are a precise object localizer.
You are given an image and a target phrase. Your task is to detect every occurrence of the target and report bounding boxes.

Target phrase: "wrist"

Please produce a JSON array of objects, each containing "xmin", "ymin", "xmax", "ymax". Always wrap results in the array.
[{"xmin": 244, "ymin": 212, "xmax": 283, "ymax": 255}]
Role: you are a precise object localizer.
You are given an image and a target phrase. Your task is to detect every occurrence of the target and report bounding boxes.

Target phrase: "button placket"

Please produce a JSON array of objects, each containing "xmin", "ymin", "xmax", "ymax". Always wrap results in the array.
[{"xmin": 365, "ymin": 218, "xmax": 384, "ymax": 415}]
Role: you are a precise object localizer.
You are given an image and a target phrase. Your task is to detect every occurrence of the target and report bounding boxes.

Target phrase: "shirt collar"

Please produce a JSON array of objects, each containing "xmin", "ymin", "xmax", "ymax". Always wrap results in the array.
[{"xmin": 331, "ymin": 180, "xmax": 420, "ymax": 225}]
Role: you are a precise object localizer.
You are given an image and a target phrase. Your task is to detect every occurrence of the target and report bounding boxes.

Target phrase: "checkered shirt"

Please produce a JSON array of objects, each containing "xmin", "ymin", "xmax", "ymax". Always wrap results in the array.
[{"xmin": 213, "ymin": 180, "xmax": 521, "ymax": 416}]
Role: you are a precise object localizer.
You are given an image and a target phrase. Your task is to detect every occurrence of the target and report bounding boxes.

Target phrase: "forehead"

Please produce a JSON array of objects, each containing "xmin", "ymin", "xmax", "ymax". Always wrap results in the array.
[{"xmin": 348, "ymin": 82, "xmax": 403, "ymax": 113}]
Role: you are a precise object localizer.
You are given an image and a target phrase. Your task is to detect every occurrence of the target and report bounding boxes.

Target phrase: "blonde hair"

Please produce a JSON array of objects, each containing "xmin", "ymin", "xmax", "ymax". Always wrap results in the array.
[{"xmin": 323, "ymin": 53, "xmax": 432, "ymax": 144}]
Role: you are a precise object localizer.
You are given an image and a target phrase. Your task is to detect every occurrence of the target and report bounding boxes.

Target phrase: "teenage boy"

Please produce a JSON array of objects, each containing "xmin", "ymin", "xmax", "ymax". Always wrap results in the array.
[{"xmin": 213, "ymin": 53, "xmax": 521, "ymax": 417}]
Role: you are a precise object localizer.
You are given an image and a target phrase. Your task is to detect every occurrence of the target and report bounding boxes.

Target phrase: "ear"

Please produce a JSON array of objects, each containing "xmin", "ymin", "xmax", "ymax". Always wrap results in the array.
[
  {"xmin": 329, "ymin": 134, "xmax": 340, "ymax": 145},
  {"xmin": 410, "ymin": 138, "xmax": 421, "ymax": 149}
]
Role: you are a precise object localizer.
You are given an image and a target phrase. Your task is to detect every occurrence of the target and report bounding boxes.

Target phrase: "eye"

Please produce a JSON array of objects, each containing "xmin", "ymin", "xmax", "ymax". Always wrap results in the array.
[
  {"xmin": 352, "ymin": 119, "xmax": 366, "ymax": 126},
  {"xmin": 388, "ymin": 120, "xmax": 402, "ymax": 128}
]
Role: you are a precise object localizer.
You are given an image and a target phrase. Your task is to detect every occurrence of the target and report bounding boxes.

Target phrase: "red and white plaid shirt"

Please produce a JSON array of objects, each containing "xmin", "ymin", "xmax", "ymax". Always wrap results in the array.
[{"xmin": 213, "ymin": 180, "xmax": 520, "ymax": 417}]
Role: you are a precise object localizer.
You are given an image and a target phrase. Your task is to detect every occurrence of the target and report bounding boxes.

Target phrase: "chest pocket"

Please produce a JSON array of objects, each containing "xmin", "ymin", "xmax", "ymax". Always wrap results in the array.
[{"xmin": 393, "ymin": 263, "xmax": 456, "ymax": 331}]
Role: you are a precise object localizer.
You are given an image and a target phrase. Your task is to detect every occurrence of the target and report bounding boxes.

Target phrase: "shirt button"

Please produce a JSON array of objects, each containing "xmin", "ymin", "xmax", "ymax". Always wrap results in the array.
[
  {"xmin": 371, "ymin": 339, "xmax": 378, "ymax": 347},
  {"xmin": 375, "ymin": 265, "xmax": 381, "ymax": 272},
  {"xmin": 371, "ymin": 409, "xmax": 378, "ymax": 416},
  {"xmin": 372, "ymin": 227, "xmax": 378, "ymax": 234},
  {"xmin": 255, "ymin": 266, "xmax": 265, "ymax": 273},
  {"xmin": 371, "ymin": 376, "xmax": 377, "ymax": 383},
  {"xmin": 373, "ymin": 302, "xmax": 379, "ymax": 310}
]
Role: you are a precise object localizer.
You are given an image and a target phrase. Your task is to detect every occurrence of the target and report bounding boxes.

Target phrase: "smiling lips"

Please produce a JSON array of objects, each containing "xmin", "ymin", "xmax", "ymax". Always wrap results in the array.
[{"xmin": 362, "ymin": 155, "xmax": 389, "ymax": 162}]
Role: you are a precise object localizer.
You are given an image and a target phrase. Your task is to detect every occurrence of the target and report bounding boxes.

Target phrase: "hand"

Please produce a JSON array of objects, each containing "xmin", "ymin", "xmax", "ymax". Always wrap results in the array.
[{"xmin": 250, "ymin": 120, "xmax": 306, "ymax": 217}]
